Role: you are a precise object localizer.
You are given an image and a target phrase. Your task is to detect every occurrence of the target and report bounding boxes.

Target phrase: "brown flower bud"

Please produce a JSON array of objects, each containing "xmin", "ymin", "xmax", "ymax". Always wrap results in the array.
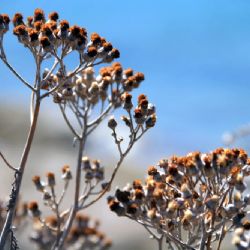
[
  {"xmin": 108, "ymin": 116, "xmax": 117, "ymax": 130},
  {"xmin": 28, "ymin": 201, "xmax": 40, "ymax": 217},
  {"xmin": 62, "ymin": 165, "xmax": 72, "ymax": 180},
  {"xmin": 32, "ymin": 176, "xmax": 44, "ymax": 192},
  {"xmin": 46, "ymin": 172, "xmax": 55, "ymax": 187}
]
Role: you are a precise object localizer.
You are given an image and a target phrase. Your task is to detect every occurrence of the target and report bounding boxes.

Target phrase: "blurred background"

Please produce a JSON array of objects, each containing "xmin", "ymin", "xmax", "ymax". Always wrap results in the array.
[{"xmin": 1, "ymin": 0, "xmax": 250, "ymax": 249}]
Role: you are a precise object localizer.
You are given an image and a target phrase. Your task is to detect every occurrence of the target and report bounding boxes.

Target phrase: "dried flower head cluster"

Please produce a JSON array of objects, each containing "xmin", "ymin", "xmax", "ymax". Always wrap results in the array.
[
  {"xmin": 46, "ymin": 62, "xmax": 144, "ymax": 107},
  {"xmin": 108, "ymin": 148, "xmax": 250, "ymax": 249},
  {"xmin": 232, "ymin": 217, "xmax": 250, "ymax": 249},
  {"xmin": 30, "ymin": 212, "xmax": 111, "ymax": 250},
  {"xmin": 5, "ymin": 9, "xmax": 118, "ymax": 58},
  {"xmin": 1, "ymin": 9, "xmax": 145, "ymax": 109},
  {"xmin": 29, "ymin": 164, "xmax": 111, "ymax": 249},
  {"xmin": 0, "ymin": 8, "xmax": 156, "ymax": 250}
]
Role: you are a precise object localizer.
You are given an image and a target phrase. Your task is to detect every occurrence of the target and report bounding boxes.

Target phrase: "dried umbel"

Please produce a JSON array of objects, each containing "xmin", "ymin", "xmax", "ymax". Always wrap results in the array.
[
  {"xmin": 29, "ymin": 166, "xmax": 111, "ymax": 249},
  {"xmin": 108, "ymin": 148, "xmax": 250, "ymax": 250},
  {"xmin": 29, "ymin": 212, "xmax": 111, "ymax": 250},
  {"xmin": 28, "ymin": 92, "xmax": 156, "ymax": 249}
]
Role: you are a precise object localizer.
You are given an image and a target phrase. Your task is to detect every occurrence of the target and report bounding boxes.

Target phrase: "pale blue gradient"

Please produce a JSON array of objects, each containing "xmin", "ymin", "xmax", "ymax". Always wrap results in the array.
[{"xmin": 1, "ymin": 0, "xmax": 250, "ymax": 160}]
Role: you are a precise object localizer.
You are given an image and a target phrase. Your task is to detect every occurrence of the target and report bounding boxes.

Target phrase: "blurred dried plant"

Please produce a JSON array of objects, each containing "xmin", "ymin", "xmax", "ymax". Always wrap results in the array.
[
  {"xmin": 109, "ymin": 148, "xmax": 250, "ymax": 250},
  {"xmin": 0, "ymin": 9, "xmax": 156, "ymax": 249}
]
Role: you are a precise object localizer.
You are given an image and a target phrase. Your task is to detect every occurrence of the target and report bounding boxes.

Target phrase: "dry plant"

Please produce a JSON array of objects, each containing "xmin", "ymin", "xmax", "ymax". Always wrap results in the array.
[
  {"xmin": 0, "ymin": 9, "xmax": 156, "ymax": 249},
  {"xmin": 108, "ymin": 148, "xmax": 250, "ymax": 250}
]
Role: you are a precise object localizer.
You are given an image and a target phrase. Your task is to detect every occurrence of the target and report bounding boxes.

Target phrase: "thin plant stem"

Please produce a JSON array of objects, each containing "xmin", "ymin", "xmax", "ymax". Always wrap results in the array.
[
  {"xmin": 0, "ymin": 55, "xmax": 34, "ymax": 91},
  {"xmin": 0, "ymin": 151, "xmax": 18, "ymax": 171},
  {"xmin": 54, "ymin": 108, "xmax": 88, "ymax": 250},
  {"xmin": 0, "ymin": 95, "xmax": 40, "ymax": 249}
]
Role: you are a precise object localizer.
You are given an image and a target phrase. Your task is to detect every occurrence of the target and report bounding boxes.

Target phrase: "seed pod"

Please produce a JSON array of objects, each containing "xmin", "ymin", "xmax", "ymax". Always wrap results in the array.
[
  {"xmin": 32, "ymin": 176, "xmax": 44, "ymax": 192},
  {"xmin": 61, "ymin": 165, "xmax": 72, "ymax": 180},
  {"xmin": 46, "ymin": 172, "xmax": 55, "ymax": 187},
  {"xmin": 82, "ymin": 156, "xmax": 91, "ymax": 170},
  {"xmin": 28, "ymin": 201, "xmax": 41, "ymax": 217},
  {"xmin": 108, "ymin": 116, "xmax": 117, "ymax": 130}
]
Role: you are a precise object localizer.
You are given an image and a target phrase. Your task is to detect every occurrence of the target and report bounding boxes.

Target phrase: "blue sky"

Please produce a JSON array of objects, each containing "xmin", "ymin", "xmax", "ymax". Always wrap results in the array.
[{"xmin": 1, "ymin": 0, "xmax": 250, "ymax": 160}]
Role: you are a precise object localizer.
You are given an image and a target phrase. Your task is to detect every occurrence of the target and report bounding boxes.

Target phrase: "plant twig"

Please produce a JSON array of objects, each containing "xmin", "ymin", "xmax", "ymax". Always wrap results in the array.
[
  {"xmin": 0, "ymin": 55, "xmax": 35, "ymax": 91},
  {"xmin": 0, "ymin": 96, "xmax": 41, "ymax": 249},
  {"xmin": 0, "ymin": 151, "xmax": 18, "ymax": 171}
]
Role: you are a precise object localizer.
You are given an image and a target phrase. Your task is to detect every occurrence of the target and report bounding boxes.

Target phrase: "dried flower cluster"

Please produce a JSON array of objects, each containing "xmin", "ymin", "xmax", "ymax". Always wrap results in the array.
[
  {"xmin": 29, "ymin": 165, "xmax": 111, "ymax": 249},
  {"xmin": 0, "ymin": 8, "xmax": 156, "ymax": 250},
  {"xmin": 10, "ymin": 9, "xmax": 119, "ymax": 58},
  {"xmin": 29, "ymin": 210, "xmax": 111, "ymax": 250},
  {"xmin": 108, "ymin": 148, "xmax": 250, "ymax": 249},
  {"xmin": 27, "ymin": 90, "xmax": 156, "ymax": 249},
  {"xmin": 232, "ymin": 216, "xmax": 250, "ymax": 250}
]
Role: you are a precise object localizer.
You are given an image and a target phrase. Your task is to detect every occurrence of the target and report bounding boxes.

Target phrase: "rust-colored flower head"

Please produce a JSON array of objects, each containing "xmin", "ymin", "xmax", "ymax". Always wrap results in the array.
[
  {"xmin": 87, "ymin": 46, "xmax": 97, "ymax": 58},
  {"xmin": 34, "ymin": 8, "xmax": 45, "ymax": 22},
  {"xmin": 110, "ymin": 48, "xmax": 120, "ymax": 59},
  {"xmin": 48, "ymin": 12, "xmax": 59, "ymax": 22},
  {"xmin": 32, "ymin": 175, "xmax": 44, "ymax": 192},
  {"xmin": 28, "ymin": 201, "xmax": 40, "ymax": 217},
  {"xmin": 39, "ymin": 36, "xmax": 53, "ymax": 52},
  {"xmin": 103, "ymin": 42, "xmax": 113, "ymax": 52},
  {"xmin": 108, "ymin": 116, "xmax": 117, "ymax": 130},
  {"xmin": 121, "ymin": 92, "xmax": 133, "ymax": 110},
  {"xmin": 45, "ymin": 215, "xmax": 58, "ymax": 228},
  {"xmin": 148, "ymin": 166, "xmax": 158, "ymax": 176},
  {"xmin": 61, "ymin": 165, "xmax": 72, "ymax": 180},
  {"xmin": 59, "ymin": 20, "xmax": 69, "ymax": 31},
  {"xmin": 90, "ymin": 32, "xmax": 101, "ymax": 45},
  {"xmin": 13, "ymin": 13, "xmax": 24, "ymax": 27},
  {"xmin": 46, "ymin": 172, "xmax": 56, "ymax": 187}
]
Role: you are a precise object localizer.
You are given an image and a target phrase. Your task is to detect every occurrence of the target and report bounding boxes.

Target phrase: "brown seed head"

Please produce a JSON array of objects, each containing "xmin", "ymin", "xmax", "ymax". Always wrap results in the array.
[
  {"xmin": 27, "ymin": 16, "xmax": 33, "ymax": 27},
  {"xmin": 243, "ymin": 220, "xmax": 250, "ymax": 230},
  {"xmin": 40, "ymin": 36, "xmax": 51, "ymax": 48},
  {"xmin": 121, "ymin": 92, "xmax": 132, "ymax": 103},
  {"xmin": 134, "ymin": 72, "xmax": 145, "ymax": 82},
  {"xmin": 2, "ymin": 14, "xmax": 10, "ymax": 24},
  {"xmin": 103, "ymin": 42, "xmax": 113, "ymax": 52},
  {"xmin": 34, "ymin": 21, "xmax": 43, "ymax": 31},
  {"xmin": 134, "ymin": 108, "xmax": 143, "ymax": 119},
  {"xmin": 60, "ymin": 20, "xmax": 69, "ymax": 31},
  {"xmin": 45, "ymin": 215, "xmax": 58, "ymax": 227},
  {"xmin": 133, "ymin": 179, "xmax": 142, "ymax": 190},
  {"xmin": 91, "ymin": 32, "xmax": 101, "ymax": 45},
  {"xmin": 28, "ymin": 201, "xmax": 39, "ymax": 212},
  {"xmin": 124, "ymin": 68, "xmax": 133, "ymax": 77},
  {"xmin": 137, "ymin": 94, "xmax": 147, "ymax": 103},
  {"xmin": 41, "ymin": 23, "xmax": 53, "ymax": 36},
  {"xmin": 34, "ymin": 8, "xmax": 45, "ymax": 22},
  {"xmin": 49, "ymin": 12, "xmax": 59, "ymax": 21},
  {"xmin": 28, "ymin": 29, "xmax": 39, "ymax": 42},
  {"xmin": 46, "ymin": 172, "xmax": 55, "ymax": 186},
  {"xmin": 134, "ymin": 189, "xmax": 144, "ymax": 199},
  {"xmin": 62, "ymin": 165, "xmax": 70, "ymax": 173},
  {"xmin": 13, "ymin": 25, "xmax": 27, "ymax": 36},
  {"xmin": 87, "ymin": 46, "xmax": 97, "ymax": 57},
  {"xmin": 12, "ymin": 13, "xmax": 23, "ymax": 26},
  {"xmin": 110, "ymin": 48, "xmax": 120, "ymax": 58},
  {"xmin": 32, "ymin": 175, "xmax": 41, "ymax": 185},
  {"xmin": 148, "ymin": 166, "xmax": 158, "ymax": 176}
]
